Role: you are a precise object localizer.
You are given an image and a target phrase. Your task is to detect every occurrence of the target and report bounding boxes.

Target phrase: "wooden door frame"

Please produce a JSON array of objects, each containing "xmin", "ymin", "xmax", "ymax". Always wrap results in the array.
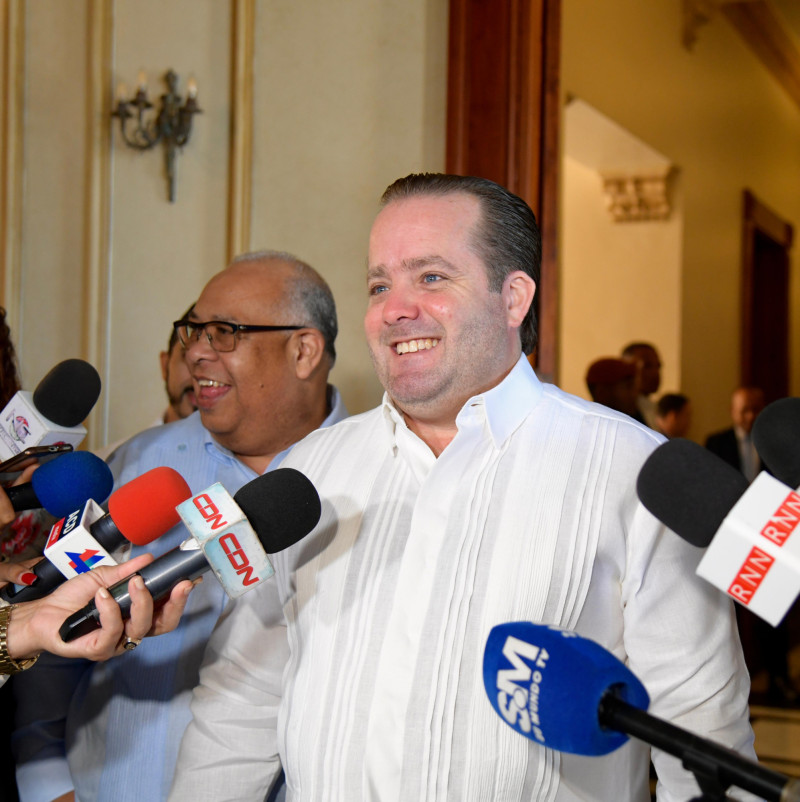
[
  {"xmin": 740, "ymin": 189, "xmax": 793, "ymax": 388},
  {"xmin": 446, "ymin": 0, "xmax": 561, "ymax": 381}
]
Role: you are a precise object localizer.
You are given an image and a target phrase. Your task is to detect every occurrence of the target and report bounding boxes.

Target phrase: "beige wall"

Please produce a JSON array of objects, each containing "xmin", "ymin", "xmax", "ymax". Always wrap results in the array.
[
  {"xmin": 560, "ymin": 155, "xmax": 683, "ymax": 402},
  {"xmin": 1, "ymin": 0, "xmax": 448, "ymax": 449},
  {"xmin": 560, "ymin": 0, "xmax": 800, "ymax": 441},
  {"xmin": 249, "ymin": 0, "xmax": 448, "ymax": 413}
]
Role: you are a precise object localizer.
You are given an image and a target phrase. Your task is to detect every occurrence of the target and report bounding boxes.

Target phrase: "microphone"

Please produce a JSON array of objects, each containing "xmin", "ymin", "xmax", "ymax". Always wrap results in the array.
[
  {"xmin": 5, "ymin": 451, "xmax": 113, "ymax": 516},
  {"xmin": 483, "ymin": 621, "xmax": 800, "ymax": 801},
  {"xmin": 59, "ymin": 467, "xmax": 321, "ymax": 642},
  {"xmin": 752, "ymin": 396, "xmax": 800, "ymax": 488},
  {"xmin": 637, "ymin": 438, "xmax": 800, "ymax": 626},
  {"xmin": 0, "ymin": 466, "xmax": 192, "ymax": 603},
  {"xmin": 0, "ymin": 359, "xmax": 101, "ymax": 460}
]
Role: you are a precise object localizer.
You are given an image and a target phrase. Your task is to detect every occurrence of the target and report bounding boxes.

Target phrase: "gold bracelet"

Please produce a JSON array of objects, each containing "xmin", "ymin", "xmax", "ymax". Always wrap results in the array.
[{"xmin": 0, "ymin": 604, "xmax": 39, "ymax": 675}]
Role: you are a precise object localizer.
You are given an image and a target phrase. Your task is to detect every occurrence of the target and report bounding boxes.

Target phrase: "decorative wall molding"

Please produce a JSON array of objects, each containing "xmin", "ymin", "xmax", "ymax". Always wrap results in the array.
[
  {"xmin": 600, "ymin": 170, "xmax": 671, "ymax": 222},
  {"xmin": 227, "ymin": 0, "xmax": 255, "ymax": 262},
  {"xmin": 82, "ymin": 0, "xmax": 114, "ymax": 449},
  {"xmin": 0, "ymin": 0, "xmax": 25, "ymax": 331}
]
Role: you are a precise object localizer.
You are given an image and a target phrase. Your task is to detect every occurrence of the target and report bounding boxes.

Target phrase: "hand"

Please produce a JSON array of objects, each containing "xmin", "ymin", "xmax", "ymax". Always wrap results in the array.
[
  {"xmin": 5, "ymin": 553, "xmax": 195, "ymax": 662},
  {"xmin": 0, "ymin": 463, "xmax": 38, "ymax": 528},
  {"xmin": 0, "ymin": 556, "xmax": 39, "ymax": 587}
]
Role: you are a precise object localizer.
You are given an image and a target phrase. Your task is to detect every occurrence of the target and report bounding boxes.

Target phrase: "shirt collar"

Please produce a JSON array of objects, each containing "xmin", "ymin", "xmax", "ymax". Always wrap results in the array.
[
  {"xmin": 457, "ymin": 354, "xmax": 543, "ymax": 448},
  {"xmin": 380, "ymin": 354, "xmax": 544, "ymax": 454}
]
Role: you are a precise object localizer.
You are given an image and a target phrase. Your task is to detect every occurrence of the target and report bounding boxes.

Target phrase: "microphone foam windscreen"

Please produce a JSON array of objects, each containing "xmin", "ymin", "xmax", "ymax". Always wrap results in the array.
[
  {"xmin": 108, "ymin": 466, "xmax": 192, "ymax": 545},
  {"xmin": 32, "ymin": 359, "xmax": 102, "ymax": 427},
  {"xmin": 31, "ymin": 451, "xmax": 114, "ymax": 518},
  {"xmin": 483, "ymin": 621, "xmax": 649, "ymax": 756},
  {"xmin": 752, "ymin": 397, "xmax": 800, "ymax": 489},
  {"xmin": 234, "ymin": 468, "xmax": 321, "ymax": 553},
  {"xmin": 636, "ymin": 438, "xmax": 748, "ymax": 547}
]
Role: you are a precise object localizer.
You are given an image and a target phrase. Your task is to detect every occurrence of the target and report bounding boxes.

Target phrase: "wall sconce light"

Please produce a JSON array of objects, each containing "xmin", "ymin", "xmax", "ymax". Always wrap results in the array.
[{"xmin": 111, "ymin": 69, "xmax": 201, "ymax": 203}]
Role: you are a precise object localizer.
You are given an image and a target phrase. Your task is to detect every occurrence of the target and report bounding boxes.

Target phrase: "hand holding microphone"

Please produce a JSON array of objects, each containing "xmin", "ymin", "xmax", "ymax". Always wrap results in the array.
[
  {"xmin": 4, "ymin": 552, "xmax": 195, "ymax": 667},
  {"xmin": 0, "ymin": 462, "xmax": 39, "ymax": 529},
  {"xmin": 0, "ymin": 451, "xmax": 113, "ymax": 582},
  {"xmin": 3, "ymin": 450, "xmax": 114, "ymax": 518},
  {"xmin": 0, "ymin": 465, "xmax": 192, "ymax": 603},
  {"xmin": 60, "ymin": 467, "xmax": 321, "ymax": 642}
]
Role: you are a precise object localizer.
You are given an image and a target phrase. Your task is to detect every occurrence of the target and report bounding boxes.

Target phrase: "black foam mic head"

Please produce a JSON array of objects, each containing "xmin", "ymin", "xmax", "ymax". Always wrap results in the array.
[
  {"xmin": 234, "ymin": 468, "xmax": 321, "ymax": 553},
  {"xmin": 32, "ymin": 359, "xmax": 101, "ymax": 427},
  {"xmin": 636, "ymin": 438, "xmax": 749, "ymax": 547},
  {"xmin": 752, "ymin": 396, "xmax": 800, "ymax": 489}
]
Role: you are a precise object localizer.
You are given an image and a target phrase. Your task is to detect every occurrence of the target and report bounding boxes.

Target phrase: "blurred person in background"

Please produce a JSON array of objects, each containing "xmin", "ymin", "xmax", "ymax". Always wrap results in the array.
[
  {"xmin": 621, "ymin": 342, "xmax": 662, "ymax": 429},
  {"xmin": 585, "ymin": 357, "xmax": 642, "ymax": 421},
  {"xmin": 654, "ymin": 393, "xmax": 691, "ymax": 439}
]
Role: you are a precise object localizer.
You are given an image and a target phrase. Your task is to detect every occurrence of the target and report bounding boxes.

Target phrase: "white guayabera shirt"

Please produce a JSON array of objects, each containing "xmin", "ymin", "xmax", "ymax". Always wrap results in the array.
[{"xmin": 172, "ymin": 356, "xmax": 755, "ymax": 802}]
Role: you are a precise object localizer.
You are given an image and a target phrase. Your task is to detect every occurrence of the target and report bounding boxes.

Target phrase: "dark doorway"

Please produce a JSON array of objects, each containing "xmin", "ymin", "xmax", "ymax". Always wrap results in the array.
[{"xmin": 741, "ymin": 190, "xmax": 793, "ymax": 404}]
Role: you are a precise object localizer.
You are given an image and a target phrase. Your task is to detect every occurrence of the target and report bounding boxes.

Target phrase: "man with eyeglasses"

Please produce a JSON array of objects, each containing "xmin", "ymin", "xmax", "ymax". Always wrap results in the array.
[{"xmin": 13, "ymin": 251, "xmax": 347, "ymax": 802}]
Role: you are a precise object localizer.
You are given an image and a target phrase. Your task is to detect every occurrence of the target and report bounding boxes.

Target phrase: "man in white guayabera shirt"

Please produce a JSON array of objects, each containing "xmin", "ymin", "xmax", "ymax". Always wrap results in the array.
[{"xmin": 170, "ymin": 174, "xmax": 756, "ymax": 802}]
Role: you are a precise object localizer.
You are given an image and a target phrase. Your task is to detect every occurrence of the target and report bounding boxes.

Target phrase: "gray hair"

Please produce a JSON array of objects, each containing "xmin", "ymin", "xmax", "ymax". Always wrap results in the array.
[
  {"xmin": 231, "ymin": 250, "xmax": 338, "ymax": 364},
  {"xmin": 380, "ymin": 174, "xmax": 541, "ymax": 355}
]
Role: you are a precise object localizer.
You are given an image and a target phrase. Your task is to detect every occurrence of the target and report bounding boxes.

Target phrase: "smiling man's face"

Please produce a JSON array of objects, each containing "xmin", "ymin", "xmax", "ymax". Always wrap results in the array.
[
  {"xmin": 185, "ymin": 260, "xmax": 302, "ymax": 461},
  {"xmin": 365, "ymin": 192, "xmax": 525, "ymax": 427}
]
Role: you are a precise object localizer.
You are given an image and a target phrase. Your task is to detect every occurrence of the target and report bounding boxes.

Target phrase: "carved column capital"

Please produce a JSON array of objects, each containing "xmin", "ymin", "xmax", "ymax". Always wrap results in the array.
[{"xmin": 600, "ymin": 170, "xmax": 672, "ymax": 223}]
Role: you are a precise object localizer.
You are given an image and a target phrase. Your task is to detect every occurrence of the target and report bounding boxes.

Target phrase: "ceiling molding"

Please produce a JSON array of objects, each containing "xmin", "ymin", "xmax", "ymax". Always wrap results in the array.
[
  {"xmin": 721, "ymin": 1, "xmax": 800, "ymax": 109},
  {"xmin": 683, "ymin": 0, "xmax": 800, "ymax": 110}
]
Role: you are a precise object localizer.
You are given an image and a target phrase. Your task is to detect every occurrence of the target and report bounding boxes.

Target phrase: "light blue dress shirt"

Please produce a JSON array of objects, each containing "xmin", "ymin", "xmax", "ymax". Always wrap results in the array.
[{"xmin": 12, "ymin": 390, "xmax": 347, "ymax": 802}]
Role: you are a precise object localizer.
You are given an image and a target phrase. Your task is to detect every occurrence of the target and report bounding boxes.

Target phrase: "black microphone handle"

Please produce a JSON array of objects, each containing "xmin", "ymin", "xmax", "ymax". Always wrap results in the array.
[
  {"xmin": 599, "ymin": 694, "xmax": 800, "ymax": 801},
  {"xmin": 90, "ymin": 513, "xmax": 125, "ymax": 551},
  {"xmin": 59, "ymin": 545, "xmax": 210, "ymax": 642},
  {"xmin": 5, "ymin": 482, "xmax": 40, "ymax": 513}
]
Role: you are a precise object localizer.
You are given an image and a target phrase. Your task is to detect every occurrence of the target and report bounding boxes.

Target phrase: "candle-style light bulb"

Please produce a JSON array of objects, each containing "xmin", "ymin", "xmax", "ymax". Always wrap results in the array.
[
  {"xmin": 187, "ymin": 78, "xmax": 198, "ymax": 99},
  {"xmin": 137, "ymin": 70, "xmax": 147, "ymax": 92},
  {"xmin": 116, "ymin": 83, "xmax": 128, "ymax": 103}
]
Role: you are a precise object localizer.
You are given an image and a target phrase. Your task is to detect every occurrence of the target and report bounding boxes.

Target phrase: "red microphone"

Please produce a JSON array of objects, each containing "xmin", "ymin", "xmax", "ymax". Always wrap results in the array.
[{"xmin": 1, "ymin": 466, "xmax": 192, "ymax": 603}]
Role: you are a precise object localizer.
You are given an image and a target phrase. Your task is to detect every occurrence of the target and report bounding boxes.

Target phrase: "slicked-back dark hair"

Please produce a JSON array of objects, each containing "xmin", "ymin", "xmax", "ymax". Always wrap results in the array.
[{"xmin": 380, "ymin": 173, "xmax": 541, "ymax": 354}]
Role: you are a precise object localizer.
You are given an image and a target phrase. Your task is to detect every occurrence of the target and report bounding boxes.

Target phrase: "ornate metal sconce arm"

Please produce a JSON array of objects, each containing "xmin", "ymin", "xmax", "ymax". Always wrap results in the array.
[{"xmin": 111, "ymin": 69, "xmax": 201, "ymax": 202}]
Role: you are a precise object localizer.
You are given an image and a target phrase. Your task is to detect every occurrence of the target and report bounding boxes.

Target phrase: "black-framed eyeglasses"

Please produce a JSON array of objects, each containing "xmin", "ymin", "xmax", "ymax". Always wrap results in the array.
[{"xmin": 173, "ymin": 319, "xmax": 306, "ymax": 353}]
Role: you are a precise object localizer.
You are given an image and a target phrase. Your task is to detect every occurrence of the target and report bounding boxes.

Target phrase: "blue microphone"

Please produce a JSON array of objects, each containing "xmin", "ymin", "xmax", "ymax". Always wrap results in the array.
[
  {"xmin": 483, "ymin": 622, "xmax": 800, "ymax": 800},
  {"xmin": 483, "ymin": 621, "xmax": 648, "ymax": 756},
  {"xmin": 5, "ymin": 450, "xmax": 113, "ymax": 517}
]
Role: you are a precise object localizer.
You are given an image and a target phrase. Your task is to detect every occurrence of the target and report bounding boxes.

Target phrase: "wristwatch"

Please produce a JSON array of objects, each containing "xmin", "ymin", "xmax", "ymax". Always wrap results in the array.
[{"xmin": 0, "ymin": 603, "xmax": 39, "ymax": 674}]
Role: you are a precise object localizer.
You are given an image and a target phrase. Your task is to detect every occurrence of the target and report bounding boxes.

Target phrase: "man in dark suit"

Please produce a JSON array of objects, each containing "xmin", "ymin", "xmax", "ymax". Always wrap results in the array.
[
  {"xmin": 705, "ymin": 386, "xmax": 764, "ymax": 482},
  {"xmin": 706, "ymin": 385, "xmax": 799, "ymax": 707}
]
